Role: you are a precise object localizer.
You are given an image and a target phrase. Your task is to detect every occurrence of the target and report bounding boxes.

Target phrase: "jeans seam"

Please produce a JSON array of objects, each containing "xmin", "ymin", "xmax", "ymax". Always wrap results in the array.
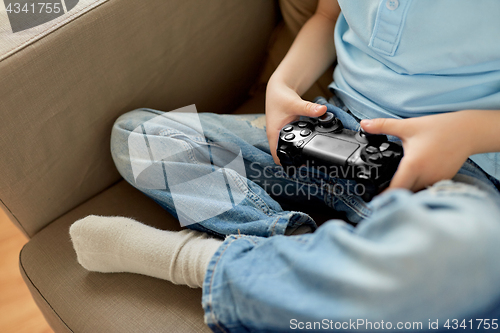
[
  {"xmin": 156, "ymin": 127, "xmax": 207, "ymax": 144},
  {"xmin": 207, "ymin": 237, "xmax": 240, "ymax": 333},
  {"xmin": 270, "ymin": 212, "xmax": 308, "ymax": 236},
  {"xmin": 337, "ymin": 195, "xmax": 371, "ymax": 219},
  {"xmin": 270, "ymin": 214, "xmax": 282, "ymax": 236},
  {"xmin": 156, "ymin": 129, "xmax": 204, "ymax": 165},
  {"xmin": 228, "ymin": 170, "xmax": 278, "ymax": 217}
]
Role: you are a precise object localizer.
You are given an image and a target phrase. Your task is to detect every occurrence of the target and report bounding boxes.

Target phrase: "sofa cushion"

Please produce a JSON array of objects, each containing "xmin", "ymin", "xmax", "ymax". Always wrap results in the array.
[
  {"xmin": 20, "ymin": 180, "xmax": 211, "ymax": 332},
  {"xmin": 279, "ymin": 0, "xmax": 318, "ymax": 36}
]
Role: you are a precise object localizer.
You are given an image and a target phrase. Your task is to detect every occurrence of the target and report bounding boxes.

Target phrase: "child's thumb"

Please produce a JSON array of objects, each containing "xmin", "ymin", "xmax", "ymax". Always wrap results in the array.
[{"xmin": 292, "ymin": 101, "xmax": 327, "ymax": 118}]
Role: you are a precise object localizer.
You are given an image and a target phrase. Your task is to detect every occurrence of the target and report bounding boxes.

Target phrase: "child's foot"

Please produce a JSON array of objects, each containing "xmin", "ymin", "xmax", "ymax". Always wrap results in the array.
[{"xmin": 69, "ymin": 215, "xmax": 222, "ymax": 288}]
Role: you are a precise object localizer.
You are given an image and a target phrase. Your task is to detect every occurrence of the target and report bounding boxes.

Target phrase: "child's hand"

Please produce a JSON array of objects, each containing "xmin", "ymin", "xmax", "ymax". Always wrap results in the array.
[
  {"xmin": 266, "ymin": 80, "xmax": 327, "ymax": 164},
  {"xmin": 361, "ymin": 112, "xmax": 475, "ymax": 192}
]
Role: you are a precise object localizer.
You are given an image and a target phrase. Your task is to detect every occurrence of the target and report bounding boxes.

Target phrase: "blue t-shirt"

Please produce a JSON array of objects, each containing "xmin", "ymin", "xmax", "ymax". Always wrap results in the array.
[{"xmin": 330, "ymin": 0, "xmax": 500, "ymax": 180}]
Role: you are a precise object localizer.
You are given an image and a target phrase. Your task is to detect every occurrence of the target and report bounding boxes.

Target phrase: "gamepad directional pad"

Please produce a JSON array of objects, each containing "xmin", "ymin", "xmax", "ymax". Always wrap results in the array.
[{"xmin": 277, "ymin": 113, "xmax": 403, "ymax": 201}]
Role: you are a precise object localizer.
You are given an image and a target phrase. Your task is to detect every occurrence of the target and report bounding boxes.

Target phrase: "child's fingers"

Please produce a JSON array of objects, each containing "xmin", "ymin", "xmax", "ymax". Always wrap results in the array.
[
  {"xmin": 388, "ymin": 158, "xmax": 419, "ymax": 191},
  {"xmin": 268, "ymin": 100, "xmax": 326, "ymax": 165},
  {"xmin": 361, "ymin": 118, "xmax": 405, "ymax": 138},
  {"xmin": 266, "ymin": 126, "xmax": 282, "ymax": 165},
  {"xmin": 267, "ymin": 135, "xmax": 281, "ymax": 165},
  {"xmin": 266, "ymin": 114, "xmax": 298, "ymax": 165}
]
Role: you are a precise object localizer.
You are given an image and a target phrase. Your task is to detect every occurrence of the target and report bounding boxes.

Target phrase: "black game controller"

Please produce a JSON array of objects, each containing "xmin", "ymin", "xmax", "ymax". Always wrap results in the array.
[{"xmin": 277, "ymin": 112, "xmax": 403, "ymax": 201}]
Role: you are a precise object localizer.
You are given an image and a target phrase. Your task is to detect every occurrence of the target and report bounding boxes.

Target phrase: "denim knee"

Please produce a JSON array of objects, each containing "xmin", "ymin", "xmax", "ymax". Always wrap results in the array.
[{"xmin": 110, "ymin": 108, "xmax": 166, "ymax": 184}]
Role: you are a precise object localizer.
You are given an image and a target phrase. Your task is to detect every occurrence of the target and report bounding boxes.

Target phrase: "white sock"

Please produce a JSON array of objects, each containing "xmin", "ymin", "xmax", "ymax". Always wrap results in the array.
[
  {"xmin": 69, "ymin": 215, "xmax": 223, "ymax": 288},
  {"xmin": 284, "ymin": 224, "xmax": 314, "ymax": 235}
]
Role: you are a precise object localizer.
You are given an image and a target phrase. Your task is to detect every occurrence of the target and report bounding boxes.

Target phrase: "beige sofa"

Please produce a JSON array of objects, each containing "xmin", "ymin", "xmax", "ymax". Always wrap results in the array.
[{"xmin": 0, "ymin": 0, "xmax": 334, "ymax": 331}]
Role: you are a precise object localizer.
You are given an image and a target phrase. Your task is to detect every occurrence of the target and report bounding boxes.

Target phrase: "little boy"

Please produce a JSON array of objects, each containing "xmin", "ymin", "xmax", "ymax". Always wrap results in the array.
[{"xmin": 70, "ymin": 1, "xmax": 500, "ymax": 331}]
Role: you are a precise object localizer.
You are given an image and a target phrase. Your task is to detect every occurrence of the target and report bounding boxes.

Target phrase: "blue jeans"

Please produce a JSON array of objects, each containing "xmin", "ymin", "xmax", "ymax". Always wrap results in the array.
[{"xmin": 111, "ymin": 103, "xmax": 500, "ymax": 332}]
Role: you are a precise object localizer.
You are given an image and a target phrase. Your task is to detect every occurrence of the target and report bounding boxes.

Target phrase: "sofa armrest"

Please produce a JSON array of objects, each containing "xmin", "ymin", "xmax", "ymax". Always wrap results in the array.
[{"xmin": 0, "ymin": 0, "xmax": 277, "ymax": 237}]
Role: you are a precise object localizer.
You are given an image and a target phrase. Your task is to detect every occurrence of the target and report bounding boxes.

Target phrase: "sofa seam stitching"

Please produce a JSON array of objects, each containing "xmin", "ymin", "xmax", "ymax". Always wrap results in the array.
[{"xmin": 207, "ymin": 237, "xmax": 239, "ymax": 333}]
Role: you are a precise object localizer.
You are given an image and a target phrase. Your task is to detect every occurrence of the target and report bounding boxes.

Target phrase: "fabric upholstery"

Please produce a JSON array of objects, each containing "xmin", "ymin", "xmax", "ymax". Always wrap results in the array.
[
  {"xmin": 279, "ymin": 0, "xmax": 319, "ymax": 36},
  {"xmin": 0, "ymin": 0, "xmax": 277, "ymax": 237}
]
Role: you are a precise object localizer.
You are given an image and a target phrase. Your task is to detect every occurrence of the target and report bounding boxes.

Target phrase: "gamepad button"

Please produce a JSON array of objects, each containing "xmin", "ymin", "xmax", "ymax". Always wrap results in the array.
[
  {"xmin": 366, "ymin": 146, "xmax": 379, "ymax": 154},
  {"xmin": 284, "ymin": 133, "xmax": 295, "ymax": 141},
  {"xmin": 368, "ymin": 153, "xmax": 383, "ymax": 162},
  {"xmin": 379, "ymin": 142, "xmax": 390, "ymax": 152},
  {"xmin": 283, "ymin": 126, "xmax": 294, "ymax": 132},
  {"xmin": 300, "ymin": 129, "xmax": 312, "ymax": 137},
  {"xmin": 297, "ymin": 140, "xmax": 305, "ymax": 148},
  {"xmin": 298, "ymin": 122, "xmax": 308, "ymax": 128},
  {"xmin": 382, "ymin": 150, "xmax": 395, "ymax": 158}
]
